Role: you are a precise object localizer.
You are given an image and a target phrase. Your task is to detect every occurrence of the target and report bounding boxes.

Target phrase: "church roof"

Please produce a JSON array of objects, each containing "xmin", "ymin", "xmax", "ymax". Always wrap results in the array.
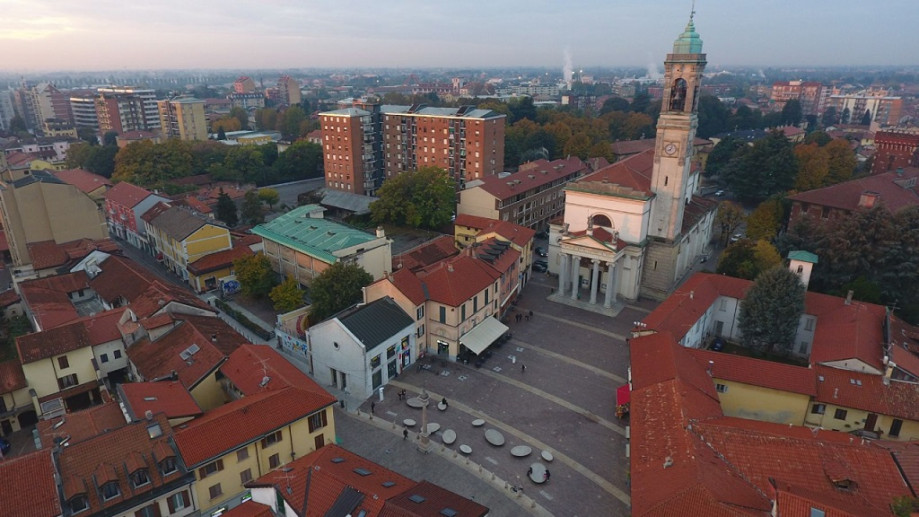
[
  {"xmin": 566, "ymin": 148, "xmax": 655, "ymax": 200},
  {"xmin": 673, "ymin": 15, "xmax": 703, "ymax": 54}
]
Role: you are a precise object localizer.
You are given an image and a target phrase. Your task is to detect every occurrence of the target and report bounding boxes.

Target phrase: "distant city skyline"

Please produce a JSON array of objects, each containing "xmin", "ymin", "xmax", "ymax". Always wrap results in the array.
[{"xmin": 2, "ymin": 0, "xmax": 917, "ymax": 73}]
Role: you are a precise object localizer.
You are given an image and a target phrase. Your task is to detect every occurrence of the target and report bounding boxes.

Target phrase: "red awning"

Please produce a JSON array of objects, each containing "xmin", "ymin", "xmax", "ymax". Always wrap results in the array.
[{"xmin": 617, "ymin": 384, "xmax": 630, "ymax": 405}]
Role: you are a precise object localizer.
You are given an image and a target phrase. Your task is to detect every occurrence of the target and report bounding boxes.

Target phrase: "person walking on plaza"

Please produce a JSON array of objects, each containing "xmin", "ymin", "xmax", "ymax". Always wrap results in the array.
[
  {"xmin": 403, "ymin": 428, "xmax": 408, "ymax": 440},
  {"xmin": 521, "ymin": 363, "xmax": 526, "ymax": 373},
  {"xmin": 371, "ymin": 401, "xmax": 375, "ymax": 414}
]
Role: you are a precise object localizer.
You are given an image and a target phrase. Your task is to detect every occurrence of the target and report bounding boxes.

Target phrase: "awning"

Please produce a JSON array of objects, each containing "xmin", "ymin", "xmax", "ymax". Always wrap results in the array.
[
  {"xmin": 617, "ymin": 384, "xmax": 631, "ymax": 406},
  {"xmin": 460, "ymin": 317, "xmax": 509, "ymax": 355}
]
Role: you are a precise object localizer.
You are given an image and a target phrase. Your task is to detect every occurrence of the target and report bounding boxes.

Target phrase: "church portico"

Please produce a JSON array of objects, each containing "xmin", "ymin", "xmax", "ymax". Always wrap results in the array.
[{"xmin": 548, "ymin": 225, "xmax": 631, "ymax": 316}]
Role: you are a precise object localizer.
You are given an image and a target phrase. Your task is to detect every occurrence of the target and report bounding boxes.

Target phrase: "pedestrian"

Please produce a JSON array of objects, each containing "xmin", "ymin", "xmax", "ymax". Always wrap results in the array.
[
  {"xmin": 403, "ymin": 428, "xmax": 408, "ymax": 440},
  {"xmin": 527, "ymin": 466, "xmax": 533, "ymax": 476},
  {"xmin": 521, "ymin": 363, "xmax": 526, "ymax": 373},
  {"xmin": 441, "ymin": 397, "xmax": 448, "ymax": 408},
  {"xmin": 543, "ymin": 471, "xmax": 548, "ymax": 482},
  {"xmin": 397, "ymin": 391, "xmax": 403, "ymax": 401},
  {"xmin": 371, "ymin": 401, "xmax": 375, "ymax": 414},
  {"xmin": 529, "ymin": 310, "xmax": 533, "ymax": 319},
  {"xmin": 525, "ymin": 314, "xmax": 530, "ymax": 321},
  {"xmin": 546, "ymin": 469, "xmax": 551, "ymax": 482},
  {"xmin": 401, "ymin": 389, "xmax": 407, "ymax": 400}
]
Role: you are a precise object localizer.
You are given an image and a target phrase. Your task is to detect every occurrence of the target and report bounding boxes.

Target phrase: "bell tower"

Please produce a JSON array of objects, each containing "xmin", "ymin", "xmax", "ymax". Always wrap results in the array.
[{"xmin": 648, "ymin": 12, "xmax": 707, "ymax": 241}]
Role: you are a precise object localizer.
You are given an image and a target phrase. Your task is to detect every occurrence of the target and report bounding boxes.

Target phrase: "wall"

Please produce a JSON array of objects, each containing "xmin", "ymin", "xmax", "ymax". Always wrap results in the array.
[
  {"xmin": 457, "ymin": 187, "xmax": 500, "ymax": 221},
  {"xmin": 309, "ymin": 321, "xmax": 369, "ymax": 399},
  {"xmin": 716, "ymin": 380, "xmax": 811, "ymax": 425},
  {"xmin": 190, "ymin": 371, "xmax": 226, "ymax": 412},
  {"xmin": 0, "ymin": 385, "xmax": 33, "ymax": 436},
  {"xmin": 93, "ymin": 340, "xmax": 128, "ymax": 377},
  {"xmin": 185, "ymin": 225, "xmax": 232, "ymax": 264},
  {"xmin": 563, "ymin": 190, "xmax": 651, "ymax": 244},
  {"xmin": 22, "ymin": 347, "xmax": 96, "ymax": 400}
]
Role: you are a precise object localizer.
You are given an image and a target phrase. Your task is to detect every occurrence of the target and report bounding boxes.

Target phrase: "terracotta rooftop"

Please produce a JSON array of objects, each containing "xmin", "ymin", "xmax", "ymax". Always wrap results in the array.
[
  {"xmin": 103, "ymin": 181, "xmax": 153, "ymax": 209},
  {"xmin": 247, "ymin": 444, "xmax": 415, "ymax": 517},
  {"xmin": 36, "ymin": 401, "xmax": 127, "ymax": 447},
  {"xmin": 187, "ymin": 243, "xmax": 253, "ymax": 275},
  {"xmin": 220, "ymin": 501, "xmax": 273, "ymax": 517},
  {"xmin": 394, "ymin": 235, "xmax": 458, "ymax": 272},
  {"xmin": 381, "ymin": 480, "xmax": 489, "ymax": 517},
  {"xmin": 569, "ymin": 148, "xmax": 655, "ymax": 199},
  {"xmin": 472, "ymin": 157, "xmax": 588, "ymax": 200},
  {"xmin": 53, "ymin": 168, "xmax": 111, "ymax": 194},
  {"xmin": 18, "ymin": 271, "xmax": 90, "ymax": 329},
  {"xmin": 0, "ymin": 450, "xmax": 60, "ymax": 517},
  {"xmin": 454, "ymin": 214, "xmax": 536, "ymax": 248},
  {"xmin": 118, "ymin": 381, "xmax": 203, "ymax": 421},
  {"xmin": 815, "ymin": 365, "xmax": 919, "ymax": 422},
  {"xmin": 0, "ymin": 358, "xmax": 26, "ymax": 393},
  {"xmin": 220, "ymin": 344, "xmax": 325, "ymax": 396},
  {"xmin": 789, "ymin": 167, "xmax": 919, "ymax": 214},
  {"xmin": 16, "ymin": 319, "xmax": 92, "ymax": 364},
  {"xmin": 416, "ymin": 254, "xmax": 500, "ymax": 307},
  {"xmin": 383, "ymin": 267, "xmax": 427, "ymax": 306},
  {"xmin": 686, "ymin": 348, "xmax": 816, "ymax": 396},
  {"xmin": 175, "ymin": 386, "xmax": 335, "ymax": 467}
]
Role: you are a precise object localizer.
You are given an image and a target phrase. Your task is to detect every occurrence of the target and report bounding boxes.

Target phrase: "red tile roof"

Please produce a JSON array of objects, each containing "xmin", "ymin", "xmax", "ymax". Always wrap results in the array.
[
  {"xmin": 385, "ymin": 268, "xmax": 427, "ymax": 306},
  {"xmin": 394, "ymin": 235, "xmax": 458, "ymax": 272},
  {"xmin": 56, "ymin": 413, "xmax": 188, "ymax": 515},
  {"xmin": 127, "ymin": 315, "xmax": 247, "ymax": 388},
  {"xmin": 0, "ymin": 289, "xmax": 17, "ymax": 309},
  {"xmin": 18, "ymin": 271, "xmax": 89, "ymax": 329},
  {"xmin": 569, "ymin": 148, "xmax": 655, "ymax": 198},
  {"xmin": 80, "ymin": 307, "xmax": 126, "ymax": 345},
  {"xmin": 381, "ymin": 480, "xmax": 489, "ymax": 517},
  {"xmin": 187, "ymin": 244, "xmax": 253, "ymax": 275},
  {"xmin": 416, "ymin": 254, "xmax": 500, "ymax": 307},
  {"xmin": 806, "ymin": 292, "xmax": 886, "ymax": 372},
  {"xmin": 221, "ymin": 501, "xmax": 274, "ymax": 517},
  {"xmin": 0, "ymin": 358, "xmax": 26, "ymax": 393},
  {"xmin": 36, "ymin": 401, "xmax": 127, "ymax": 446},
  {"xmin": 248, "ymin": 444, "xmax": 414, "ymax": 517},
  {"xmin": 474, "ymin": 157, "xmax": 587, "ymax": 201},
  {"xmin": 104, "ymin": 181, "xmax": 153, "ymax": 209},
  {"xmin": 174, "ymin": 386, "xmax": 335, "ymax": 467},
  {"xmin": 16, "ymin": 319, "xmax": 92, "ymax": 364},
  {"xmin": 0, "ymin": 449, "xmax": 60, "ymax": 517},
  {"xmin": 89, "ymin": 254, "xmax": 155, "ymax": 305},
  {"xmin": 815, "ymin": 365, "xmax": 919, "ymax": 421},
  {"xmin": 53, "ymin": 168, "xmax": 111, "ymax": 194},
  {"xmin": 686, "ymin": 348, "xmax": 816, "ymax": 396},
  {"xmin": 27, "ymin": 240, "xmax": 69, "ymax": 270},
  {"xmin": 0, "ymin": 229, "xmax": 8, "ymax": 252},
  {"xmin": 220, "ymin": 344, "xmax": 324, "ymax": 395},
  {"xmin": 119, "ymin": 381, "xmax": 203, "ymax": 421},
  {"xmin": 454, "ymin": 215, "xmax": 536, "ymax": 248},
  {"xmin": 789, "ymin": 168, "xmax": 919, "ymax": 214}
]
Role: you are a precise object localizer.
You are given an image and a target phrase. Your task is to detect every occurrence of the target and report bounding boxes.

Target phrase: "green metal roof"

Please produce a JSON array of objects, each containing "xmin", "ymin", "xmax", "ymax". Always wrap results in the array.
[
  {"xmin": 250, "ymin": 205, "xmax": 378, "ymax": 263},
  {"xmin": 788, "ymin": 250, "xmax": 819, "ymax": 264},
  {"xmin": 672, "ymin": 15, "xmax": 703, "ymax": 54}
]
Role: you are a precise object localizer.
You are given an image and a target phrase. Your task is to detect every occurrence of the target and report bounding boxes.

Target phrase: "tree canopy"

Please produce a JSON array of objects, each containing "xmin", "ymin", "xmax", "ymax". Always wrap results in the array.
[
  {"xmin": 721, "ymin": 130, "xmax": 798, "ymax": 202},
  {"xmin": 234, "ymin": 254, "xmax": 277, "ymax": 298},
  {"xmin": 308, "ymin": 262, "xmax": 373, "ymax": 322},
  {"xmin": 716, "ymin": 239, "xmax": 783, "ymax": 280},
  {"xmin": 270, "ymin": 276, "xmax": 304, "ymax": 312},
  {"xmin": 370, "ymin": 166, "xmax": 456, "ymax": 229},
  {"xmin": 738, "ymin": 266, "xmax": 806, "ymax": 357},
  {"xmin": 745, "ymin": 198, "xmax": 785, "ymax": 242},
  {"xmin": 714, "ymin": 201, "xmax": 745, "ymax": 247},
  {"xmin": 215, "ymin": 190, "xmax": 238, "ymax": 227}
]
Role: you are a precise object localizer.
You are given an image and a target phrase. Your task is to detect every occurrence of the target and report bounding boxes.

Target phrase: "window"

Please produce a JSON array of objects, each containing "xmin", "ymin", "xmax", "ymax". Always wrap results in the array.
[
  {"xmin": 821, "ymin": 207, "xmax": 831, "ymax": 219},
  {"xmin": 715, "ymin": 383, "xmax": 728, "ymax": 393},
  {"xmin": 439, "ymin": 307, "xmax": 446, "ymax": 323},
  {"xmin": 308, "ymin": 410, "xmax": 328, "ymax": 432},
  {"xmin": 804, "ymin": 318, "xmax": 815, "ymax": 331},
  {"xmin": 240, "ymin": 468, "xmax": 253, "ymax": 484},
  {"xmin": 890, "ymin": 419, "xmax": 904, "ymax": 437},
  {"xmin": 101, "ymin": 481, "xmax": 120, "ymax": 501},
  {"xmin": 135, "ymin": 504, "xmax": 158, "ymax": 517},
  {"xmin": 719, "ymin": 299, "xmax": 727, "ymax": 311},
  {"xmin": 461, "ymin": 304, "xmax": 466, "ymax": 320},
  {"xmin": 237, "ymin": 448, "xmax": 249, "ymax": 462},
  {"xmin": 370, "ymin": 355, "xmax": 381, "ymax": 369},
  {"xmin": 261, "ymin": 430, "xmax": 282, "ymax": 448},
  {"xmin": 199, "ymin": 459, "xmax": 224, "ymax": 478},
  {"xmin": 417, "ymin": 324, "xmax": 425, "ymax": 337},
  {"xmin": 58, "ymin": 374, "xmax": 78, "ymax": 390},
  {"xmin": 100, "ymin": 353, "xmax": 109, "ymax": 363},
  {"xmin": 387, "ymin": 345, "xmax": 396, "ymax": 359},
  {"xmin": 114, "ymin": 350, "xmax": 122, "ymax": 359},
  {"xmin": 811, "ymin": 404, "xmax": 826, "ymax": 415},
  {"xmin": 160, "ymin": 456, "xmax": 177, "ymax": 475},
  {"xmin": 209, "ymin": 483, "xmax": 223, "ymax": 500},
  {"xmin": 473, "ymin": 297, "xmax": 478, "ymax": 312},
  {"xmin": 269, "ymin": 453, "xmax": 281, "ymax": 469},
  {"xmin": 70, "ymin": 495, "xmax": 89, "ymax": 514},
  {"xmin": 167, "ymin": 491, "xmax": 190, "ymax": 513},
  {"xmin": 131, "ymin": 469, "xmax": 150, "ymax": 487},
  {"xmin": 416, "ymin": 306, "xmax": 424, "ymax": 320},
  {"xmin": 834, "ymin": 408, "xmax": 848, "ymax": 420},
  {"xmin": 58, "ymin": 355, "xmax": 69, "ymax": 369}
]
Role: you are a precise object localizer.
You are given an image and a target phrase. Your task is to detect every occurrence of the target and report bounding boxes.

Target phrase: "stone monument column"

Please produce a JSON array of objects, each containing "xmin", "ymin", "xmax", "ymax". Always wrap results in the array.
[{"xmin": 417, "ymin": 389, "xmax": 431, "ymax": 453}]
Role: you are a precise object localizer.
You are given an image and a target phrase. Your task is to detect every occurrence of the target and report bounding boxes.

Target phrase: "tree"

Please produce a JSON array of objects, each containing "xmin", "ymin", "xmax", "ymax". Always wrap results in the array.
[
  {"xmin": 821, "ymin": 107, "xmax": 838, "ymax": 127},
  {"xmin": 77, "ymin": 127, "xmax": 98, "ymax": 145},
  {"xmin": 113, "ymin": 139, "xmax": 194, "ymax": 185},
  {"xmin": 272, "ymin": 140, "xmax": 322, "ymax": 181},
  {"xmin": 629, "ymin": 92, "xmax": 651, "ymax": 114},
  {"xmin": 270, "ymin": 277, "xmax": 304, "ymax": 312},
  {"xmin": 824, "ymin": 139, "xmax": 856, "ymax": 185},
  {"xmin": 103, "ymin": 131, "xmax": 118, "ymax": 147},
  {"xmin": 241, "ymin": 190, "xmax": 264, "ymax": 225},
  {"xmin": 714, "ymin": 201, "xmax": 745, "ymax": 247},
  {"xmin": 234, "ymin": 254, "xmax": 277, "ymax": 298},
  {"xmin": 370, "ymin": 166, "xmax": 455, "ymax": 229},
  {"xmin": 258, "ymin": 188, "xmax": 280, "ymax": 209},
  {"xmin": 215, "ymin": 190, "xmax": 238, "ymax": 227},
  {"xmin": 716, "ymin": 239, "xmax": 782, "ymax": 280},
  {"xmin": 217, "ymin": 127, "xmax": 227, "ymax": 140},
  {"xmin": 705, "ymin": 136, "xmax": 744, "ymax": 178},
  {"xmin": 600, "ymin": 97, "xmax": 630, "ymax": 114},
  {"xmin": 696, "ymin": 95, "xmax": 730, "ymax": 138},
  {"xmin": 860, "ymin": 109, "xmax": 872, "ymax": 126},
  {"xmin": 780, "ymin": 99, "xmax": 803, "ymax": 126},
  {"xmin": 8, "ymin": 115, "xmax": 26, "ymax": 133},
  {"xmin": 212, "ymin": 116, "xmax": 241, "ymax": 133},
  {"xmin": 793, "ymin": 143, "xmax": 830, "ymax": 190},
  {"xmin": 508, "ymin": 96, "xmax": 537, "ymax": 124},
  {"xmin": 308, "ymin": 262, "xmax": 373, "ymax": 321},
  {"xmin": 229, "ymin": 107, "xmax": 250, "ymax": 131},
  {"xmin": 279, "ymin": 106, "xmax": 306, "ymax": 140},
  {"xmin": 738, "ymin": 266, "xmax": 806, "ymax": 356},
  {"xmin": 803, "ymin": 130, "xmax": 832, "ymax": 146},
  {"xmin": 746, "ymin": 198, "xmax": 785, "ymax": 242},
  {"xmin": 255, "ymin": 108, "xmax": 278, "ymax": 131},
  {"xmin": 722, "ymin": 130, "xmax": 797, "ymax": 201}
]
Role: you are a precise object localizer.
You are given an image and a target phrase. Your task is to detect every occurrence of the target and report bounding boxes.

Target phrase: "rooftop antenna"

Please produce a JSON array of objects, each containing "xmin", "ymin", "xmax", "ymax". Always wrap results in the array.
[{"xmin": 690, "ymin": 0, "xmax": 696, "ymax": 21}]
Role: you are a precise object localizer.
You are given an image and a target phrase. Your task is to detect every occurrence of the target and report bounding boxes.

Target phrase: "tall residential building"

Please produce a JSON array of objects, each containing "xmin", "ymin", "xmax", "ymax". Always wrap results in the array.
[
  {"xmin": 13, "ymin": 82, "xmax": 72, "ymax": 132},
  {"xmin": 871, "ymin": 129, "xmax": 919, "ymax": 174},
  {"xmin": 277, "ymin": 75, "xmax": 301, "ymax": 106},
  {"xmin": 233, "ymin": 76, "xmax": 256, "ymax": 94},
  {"xmin": 319, "ymin": 102, "xmax": 506, "ymax": 196},
  {"xmin": 830, "ymin": 91, "xmax": 903, "ymax": 127},
  {"xmin": 157, "ymin": 97, "xmax": 207, "ymax": 141},
  {"xmin": 95, "ymin": 86, "xmax": 159, "ymax": 135},
  {"xmin": 770, "ymin": 80, "xmax": 825, "ymax": 115},
  {"xmin": 0, "ymin": 90, "xmax": 15, "ymax": 131},
  {"xmin": 69, "ymin": 90, "xmax": 99, "ymax": 130}
]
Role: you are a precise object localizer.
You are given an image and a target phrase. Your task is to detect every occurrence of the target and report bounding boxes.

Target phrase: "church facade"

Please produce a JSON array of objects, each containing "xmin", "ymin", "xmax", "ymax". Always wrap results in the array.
[{"xmin": 547, "ymin": 16, "xmax": 718, "ymax": 306}]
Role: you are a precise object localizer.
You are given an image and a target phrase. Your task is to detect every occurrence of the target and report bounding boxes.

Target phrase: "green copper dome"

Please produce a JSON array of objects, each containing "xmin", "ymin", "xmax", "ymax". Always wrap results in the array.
[{"xmin": 672, "ymin": 16, "xmax": 703, "ymax": 54}]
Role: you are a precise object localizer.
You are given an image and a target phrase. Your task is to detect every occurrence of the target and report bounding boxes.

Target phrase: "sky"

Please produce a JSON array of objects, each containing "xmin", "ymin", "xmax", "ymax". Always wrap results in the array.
[{"xmin": 1, "ymin": 0, "xmax": 917, "ymax": 72}]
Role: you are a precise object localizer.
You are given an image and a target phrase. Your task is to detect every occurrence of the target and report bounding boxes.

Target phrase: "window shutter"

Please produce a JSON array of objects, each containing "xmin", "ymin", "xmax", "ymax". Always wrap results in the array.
[
  {"xmin": 155, "ymin": 503, "xmax": 162, "ymax": 517},
  {"xmin": 167, "ymin": 495, "xmax": 175, "ymax": 513},
  {"xmin": 182, "ymin": 490, "xmax": 190, "ymax": 506},
  {"xmin": 198, "ymin": 467, "xmax": 207, "ymax": 478},
  {"xmin": 217, "ymin": 459, "xmax": 223, "ymax": 470}
]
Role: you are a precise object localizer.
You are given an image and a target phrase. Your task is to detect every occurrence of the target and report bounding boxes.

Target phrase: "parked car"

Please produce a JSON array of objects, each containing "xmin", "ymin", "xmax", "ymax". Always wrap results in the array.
[
  {"xmin": 535, "ymin": 247, "xmax": 548, "ymax": 257},
  {"xmin": 532, "ymin": 261, "xmax": 548, "ymax": 273},
  {"xmin": 715, "ymin": 190, "xmax": 725, "ymax": 197},
  {"xmin": 535, "ymin": 230, "xmax": 549, "ymax": 240},
  {"xmin": 0, "ymin": 437, "xmax": 11, "ymax": 456},
  {"xmin": 729, "ymin": 233, "xmax": 743, "ymax": 243}
]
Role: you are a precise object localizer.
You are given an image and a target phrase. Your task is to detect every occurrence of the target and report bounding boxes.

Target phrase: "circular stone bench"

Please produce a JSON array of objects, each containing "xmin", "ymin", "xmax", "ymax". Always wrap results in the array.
[
  {"xmin": 541, "ymin": 450, "xmax": 554, "ymax": 462},
  {"xmin": 485, "ymin": 428, "xmax": 505, "ymax": 446},
  {"xmin": 472, "ymin": 418, "xmax": 485, "ymax": 427},
  {"xmin": 528, "ymin": 462, "xmax": 547, "ymax": 484},
  {"xmin": 459, "ymin": 444, "xmax": 472, "ymax": 455},
  {"xmin": 426, "ymin": 423, "xmax": 441, "ymax": 434},
  {"xmin": 511, "ymin": 445, "xmax": 532, "ymax": 457},
  {"xmin": 442, "ymin": 429, "xmax": 456, "ymax": 445},
  {"xmin": 403, "ymin": 419, "xmax": 416, "ymax": 427}
]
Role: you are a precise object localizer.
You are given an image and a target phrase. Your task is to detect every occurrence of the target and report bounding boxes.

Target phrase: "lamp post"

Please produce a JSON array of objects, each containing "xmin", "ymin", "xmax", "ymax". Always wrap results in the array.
[{"xmin": 417, "ymin": 389, "xmax": 432, "ymax": 453}]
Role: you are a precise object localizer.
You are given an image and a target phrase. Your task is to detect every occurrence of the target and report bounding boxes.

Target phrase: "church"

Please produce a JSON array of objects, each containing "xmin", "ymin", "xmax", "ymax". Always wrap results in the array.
[{"xmin": 547, "ymin": 15, "xmax": 718, "ymax": 307}]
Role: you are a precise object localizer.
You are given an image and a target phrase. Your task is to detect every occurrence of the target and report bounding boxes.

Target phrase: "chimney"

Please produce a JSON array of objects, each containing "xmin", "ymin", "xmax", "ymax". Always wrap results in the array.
[
  {"xmin": 707, "ymin": 360, "xmax": 713, "ymax": 377},
  {"xmin": 145, "ymin": 410, "xmax": 153, "ymax": 421},
  {"xmin": 845, "ymin": 290, "xmax": 854, "ymax": 305},
  {"xmin": 375, "ymin": 226, "xmax": 385, "ymax": 238},
  {"xmin": 833, "ymin": 387, "xmax": 839, "ymax": 399},
  {"xmin": 211, "ymin": 333, "xmax": 217, "ymax": 342},
  {"xmin": 447, "ymin": 264, "xmax": 454, "ymax": 273}
]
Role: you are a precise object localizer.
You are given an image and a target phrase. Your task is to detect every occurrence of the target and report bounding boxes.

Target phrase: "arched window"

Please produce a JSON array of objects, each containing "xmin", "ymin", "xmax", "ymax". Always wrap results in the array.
[
  {"xmin": 670, "ymin": 78, "xmax": 687, "ymax": 111},
  {"xmin": 591, "ymin": 214, "xmax": 613, "ymax": 229}
]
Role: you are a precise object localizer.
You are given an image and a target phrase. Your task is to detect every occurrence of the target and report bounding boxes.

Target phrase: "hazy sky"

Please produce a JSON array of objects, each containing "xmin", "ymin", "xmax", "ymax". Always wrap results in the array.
[{"xmin": 2, "ymin": 0, "xmax": 916, "ymax": 71}]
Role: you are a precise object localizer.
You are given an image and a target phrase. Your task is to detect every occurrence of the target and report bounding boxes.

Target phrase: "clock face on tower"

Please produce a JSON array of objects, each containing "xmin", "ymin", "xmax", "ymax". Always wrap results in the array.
[{"xmin": 664, "ymin": 143, "xmax": 677, "ymax": 155}]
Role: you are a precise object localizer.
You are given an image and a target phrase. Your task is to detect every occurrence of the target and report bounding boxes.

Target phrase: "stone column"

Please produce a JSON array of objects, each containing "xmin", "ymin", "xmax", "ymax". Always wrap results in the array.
[
  {"xmin": 570, "ymin": 255, "xmax": 580, "ymax": 300},
  {"xmin": 604, "ymin": 260, "xmax": 616, "ymax": 308},
  {"xmin": 417, "ymin": 390, "xmax": 431, "ymax": 453},
  {"xmin": 589, "ymin": 259, "xmax": 600, "ymax": 304},
  {"xmin": 558, "ymin": 253, "xmax": 568, "ymax": 296}
]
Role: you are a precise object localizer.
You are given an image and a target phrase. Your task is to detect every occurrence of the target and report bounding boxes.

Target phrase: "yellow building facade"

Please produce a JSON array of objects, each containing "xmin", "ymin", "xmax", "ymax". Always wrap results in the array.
[
  {"xmin": 714, "ymin": 379, "xmax": 812, "ymax": 425},
  {"xmin": 146, "ymin": 206, "xmax": 231, "ymax": 282}
]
